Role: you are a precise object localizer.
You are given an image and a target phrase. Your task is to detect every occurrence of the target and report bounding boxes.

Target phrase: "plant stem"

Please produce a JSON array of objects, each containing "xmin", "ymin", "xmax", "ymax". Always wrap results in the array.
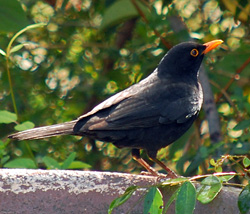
[
  {"xmin": 5, "ymin": 23, "xmax": 47, "ymax": 118},
  {"xmin": 6, "ymin": 57, "xmax": 18, "ymax": 117}
]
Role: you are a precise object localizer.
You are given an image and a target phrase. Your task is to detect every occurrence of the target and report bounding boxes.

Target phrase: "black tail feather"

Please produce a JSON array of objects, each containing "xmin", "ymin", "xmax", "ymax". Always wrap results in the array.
[{"xmin": 8, "ymin": 120, "xmax": 77, "ymax": 140}]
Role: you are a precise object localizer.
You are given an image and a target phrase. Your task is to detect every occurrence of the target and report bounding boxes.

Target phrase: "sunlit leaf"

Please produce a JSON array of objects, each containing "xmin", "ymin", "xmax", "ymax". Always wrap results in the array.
[
  {"xmin": 143, "ymin": 187, "xmax": 163, "ymax": 214},
  {"xmin": 14, "ymin": 121, "xmax": 35, "ymax": 131},
  {"xmin": 68, "ymin": 161, "xmax": 91, "ymax": 169},
  {"xmin": 243, "ymin": 157, "xmax": 250, "ymax": 168},
  {"xmin": 209, "ymin": 159, "xmax": 216, "ymax": 166},
  {"xmin": 197, "ymin": 176, "xmax": 222, "ymax": 204},
  {"xmin": 215, "ymin": 166, "xmax": 222, "ymax": 173},
  {"xmin": 0, "ymin": 110, "xmax": 17, "ymax": 124},
  {"xmin": 10, "ymin": 43, "xmax": 26, "ymax": 54},
  {"xmin": 0, "ymin": 49, "xmax": 6, "ymax": 56},
  {"xmin": 4, "ymin": 158, "xmax": 37, "ymax": 169}
]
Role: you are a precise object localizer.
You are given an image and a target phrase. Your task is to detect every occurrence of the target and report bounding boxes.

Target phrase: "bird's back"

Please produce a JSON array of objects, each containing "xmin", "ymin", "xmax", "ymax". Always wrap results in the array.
[{"xmin": 73, "ymin": 68, "xmax": 202, "ymax": 153}]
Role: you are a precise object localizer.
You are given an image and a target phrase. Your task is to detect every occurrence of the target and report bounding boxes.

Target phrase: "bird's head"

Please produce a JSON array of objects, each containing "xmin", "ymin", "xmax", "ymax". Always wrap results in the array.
[{"xmin": 158, "ymin": 40, "xmax": 223, "ymax": 80}]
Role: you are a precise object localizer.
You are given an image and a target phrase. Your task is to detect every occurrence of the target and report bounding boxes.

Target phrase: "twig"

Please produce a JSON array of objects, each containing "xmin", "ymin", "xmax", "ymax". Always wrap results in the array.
[
  {"xmin": 131, "ymin": 0, "xmax": 172, "ymax": 49},
  {"xmin": 216, "ymin": 55, "xmax": 250, "ymax": 102},
  {"xmin": 189, "ymin": 172, "xmax": 238, "ymax": 181}
]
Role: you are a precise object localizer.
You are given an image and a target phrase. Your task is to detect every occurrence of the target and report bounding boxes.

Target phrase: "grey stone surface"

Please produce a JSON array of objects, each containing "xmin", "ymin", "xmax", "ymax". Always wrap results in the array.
[{"xmin": 0, "ymin": 169, "xmax": 242, "ymax": 213}]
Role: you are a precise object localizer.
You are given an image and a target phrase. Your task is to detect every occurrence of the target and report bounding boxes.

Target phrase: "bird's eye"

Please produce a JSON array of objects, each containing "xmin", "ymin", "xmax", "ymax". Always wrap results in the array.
[{"xmin": 190, "ymin": 49, "xmax": 199, "ymax": 57}]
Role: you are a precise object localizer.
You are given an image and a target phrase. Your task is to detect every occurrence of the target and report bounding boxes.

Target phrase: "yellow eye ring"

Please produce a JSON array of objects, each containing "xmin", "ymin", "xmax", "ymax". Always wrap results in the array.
[{"xmin": 190, "ymin": 49, "xmax": 199, "ymax": 57}]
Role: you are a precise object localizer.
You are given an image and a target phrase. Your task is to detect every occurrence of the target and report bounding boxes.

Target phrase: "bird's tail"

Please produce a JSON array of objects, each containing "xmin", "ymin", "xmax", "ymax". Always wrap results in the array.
[{"xmin": 8, "ymin": 120, "xmax": 77, "ymax": 140}]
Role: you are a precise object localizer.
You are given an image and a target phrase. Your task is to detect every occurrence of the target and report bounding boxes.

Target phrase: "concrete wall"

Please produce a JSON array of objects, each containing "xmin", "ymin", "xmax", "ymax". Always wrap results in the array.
[{"xmin": 0, "ymin": 169, "xmax": 242, "ymax": 213}]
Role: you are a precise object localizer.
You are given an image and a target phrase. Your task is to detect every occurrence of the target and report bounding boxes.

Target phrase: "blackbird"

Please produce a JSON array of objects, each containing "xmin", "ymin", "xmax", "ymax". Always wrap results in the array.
[{"xmin": 9, "ymin": 40, "xmax": 223, "ymax": 177}]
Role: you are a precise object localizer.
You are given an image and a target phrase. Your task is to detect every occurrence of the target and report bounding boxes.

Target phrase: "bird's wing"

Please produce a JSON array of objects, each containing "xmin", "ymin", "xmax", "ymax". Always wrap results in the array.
[
  {"xmin": 76, "ymin": 79, "xmax": 202, "ymax": 131},
  {"xmin": 76, "ymin": 95, "xmax": 160, "ymax": 131},
  {"xmin": 104, "ymin": 83, "xmax": 202, "ymax": 129},
  {"xmin": 76, "ymin": 71, "xmax": 161, "ymax": 131},
  {"xmin": 78, "ymin": 70, "xmax": 159, "ymax": 120}
]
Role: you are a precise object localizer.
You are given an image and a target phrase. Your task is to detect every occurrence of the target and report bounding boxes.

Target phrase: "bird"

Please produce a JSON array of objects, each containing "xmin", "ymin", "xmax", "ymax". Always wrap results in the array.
[{"xmin": 8, "ymin": 40, "xmax": 223, "ymax": 178}]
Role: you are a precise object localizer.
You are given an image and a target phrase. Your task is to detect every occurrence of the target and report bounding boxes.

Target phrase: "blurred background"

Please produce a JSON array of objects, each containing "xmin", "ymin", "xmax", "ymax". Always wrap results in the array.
[{"xmin": 0, "ymin": 0, "xmax": 250, "ymax": 177}]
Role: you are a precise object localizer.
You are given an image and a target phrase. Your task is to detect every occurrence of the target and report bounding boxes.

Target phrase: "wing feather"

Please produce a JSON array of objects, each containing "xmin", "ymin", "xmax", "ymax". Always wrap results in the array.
[{"xmin": 75, "ymin": 74, "xmax": 202, "ymax": 132}]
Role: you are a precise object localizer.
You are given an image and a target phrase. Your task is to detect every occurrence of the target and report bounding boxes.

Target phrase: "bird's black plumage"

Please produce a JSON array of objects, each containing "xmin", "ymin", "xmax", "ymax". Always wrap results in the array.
[{"xmin": 8, "ymin": 40, "xmax": 223, "ymax": 177}]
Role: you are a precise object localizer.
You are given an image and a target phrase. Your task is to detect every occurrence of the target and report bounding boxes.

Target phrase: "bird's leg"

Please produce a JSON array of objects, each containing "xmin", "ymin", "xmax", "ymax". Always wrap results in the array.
[
  {"xmin": 131, "ymin": 149, "xmax": 159, "ymax": 176},
  {"xmin": 150, "ymin": 157, "xmax": 178, "ymax": 178},
  {"xmin": 147, "ymin": 150, "xmax": 178, "ymax": 178}
]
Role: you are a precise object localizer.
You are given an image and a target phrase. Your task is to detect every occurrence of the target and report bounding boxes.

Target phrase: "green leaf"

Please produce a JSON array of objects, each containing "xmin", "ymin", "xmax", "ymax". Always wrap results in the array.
[
  {"xmin": 61, "ymin": 152, "xmax": 76, "ymax": 169},
  {"xmin": 162, "ymin": 177, "xmax": 189, "ymax": 186},
  {"xmin": 67, "ymin": 161, "xmax": 92, "ymax": 169},
  {"xmin": 42, "ymin": 156, "xmax": 61, "ymax": 169},
  {"xmin": 233, "ymin": 119, "xmax": 250, "ymax": 130},
  {"xmin": 238, "ymin": 184, "xmax": 250, "ymax": 214},
  {"xmin": 215, "ymin": 166, "xmax": 222, "ymax": 173},
  {"xmin": 1, "ymin": 155, "xmax": 10, "ymax": 165},
  {"xmin": 214, "ymin": 44, "xmax": 250, "ymax": 75},
  {"xmin": 0, "ymin": 49, "xmax": 6, "ymax": 56},
  {"xmin": 197, "ymin": 176, "xmax": 222, "ymax": 204},
  {"xmin": 243, "ymin": 157, "xmax": 250, "ymax": 168},
  {"xmin": 14, "ymin": 121, "xmax": 35, "ymax": 131},
  {"xmin": 0, "ymin": 140, "xmax": 5, "ymax": 149},
  {"xmin": 0, "ymin": 0, "xmax": 29, "ymax": 32},
  {"xmin": 209, "ymin": 159, "xmax": 216, "ymax": 166},
  {"xmin": 217, "ymin": 174, "xmax": 235, "ymax": 183},
  {"xmin": 100, "ymin": 0, "xmax": 150, "ymax": 30},
  {"xmin": 0, "ymin": 110, "xmax": 17, "ymax": 124},
  {"xmin": 4, "ymin": 158, "xmax": 37, "ymax": 169},
  {"xmin": 163, "ymin": 187, "xmax": 179, "ymax": 213},
  {"xmin": 108, "ymin": 186, "xmax": 138, "ymax": 214},
  {"xmin": 10, "ymin": 43, "xmax": 26, "ymax": 54},
  {"xmin": 175, "ymin": 181, "xmax": 196, "ymax": 214},
  {"xmin": 143, "ymin": 187, "xmax": 163, "ymax": 214}
]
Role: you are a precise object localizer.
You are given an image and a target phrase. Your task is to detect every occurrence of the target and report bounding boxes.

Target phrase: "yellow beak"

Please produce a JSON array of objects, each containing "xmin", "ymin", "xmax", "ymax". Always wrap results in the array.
[{"xmin": 202, "ymin": 39, "xmax": 224, "ymax": 54}]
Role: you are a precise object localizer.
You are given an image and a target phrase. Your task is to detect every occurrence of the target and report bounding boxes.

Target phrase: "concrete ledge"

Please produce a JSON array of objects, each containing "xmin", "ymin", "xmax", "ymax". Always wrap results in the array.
[{"xmin": 0, "ymin": 169, "xmax": 242, "ymax": 213}]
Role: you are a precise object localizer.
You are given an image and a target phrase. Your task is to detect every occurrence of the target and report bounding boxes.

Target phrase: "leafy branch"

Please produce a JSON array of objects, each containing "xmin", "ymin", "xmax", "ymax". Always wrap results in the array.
[
  {"xmin": 109, "ymin": 155, "xmax": 250, "ymax": 214},
  {"xmin": 0, "ymin": 22, "xmax": 46, "ymax": 119}
]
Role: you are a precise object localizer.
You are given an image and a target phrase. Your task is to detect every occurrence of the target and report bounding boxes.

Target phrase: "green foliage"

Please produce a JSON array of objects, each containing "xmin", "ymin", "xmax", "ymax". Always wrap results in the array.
[
  {"xmin": 4, "ymin": 158, "xmax": 37, "ymax": 169},
  {"xmin": 144, "ymin": 187, "xmax": 163, "ymax": 214},
  {"xmin": 233, "ymin": 119, "xmax": 250, "ymax": 131},
  {"xmin": 196, "ymin": 176, "xmax": 222, "ymax": 204},
  {"xmin": 0, "ymin": 0, "xmax": 29, "ymax": 32},
  {"xmin": 238, "ymin": 183, "xmax": 250, "ymax": 214},
  {"xmin": 42, "ymin": 156, "xmax": 61, "ymax": 169},
  {"xmin": 14, "ymin": 121, "xmax": 35, "ymax": 131},
  {"xmin": 101, "ymin": 0, "xmax": 150, "ymax": 30},
  {"xmin": 42, "ymin": 152, "xmax": 90, "ymax": 170},
  {"xmin": 243, "ymin": 157, "xmax": 250, "ymax": 168},
  {"xmin": 108, "ymin": 186, "xmax": 138, "ymax": 214},
  {"xmin": 0, "ymin": 110, "xmax": 17, "ymax": 124},
  {"xmin": 109, "ymin": 170, "xmax": 237, "ymax": 213},
  {"xmin": 0, "ymin": 0, "xmax": 250, "ymax": 212},
  {"xmin": 109, "ymin": 155, "xmax": 250, "ymax": 213},
  {"xmin": 175, "ymin": 181, "xmax": 196, "ymax": 214}
]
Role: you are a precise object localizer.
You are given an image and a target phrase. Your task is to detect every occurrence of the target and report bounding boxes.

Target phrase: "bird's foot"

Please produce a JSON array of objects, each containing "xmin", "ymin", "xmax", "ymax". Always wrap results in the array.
[{"xmin": 139, "ymin": 170, "xmax": 178, "ymax": 181}]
